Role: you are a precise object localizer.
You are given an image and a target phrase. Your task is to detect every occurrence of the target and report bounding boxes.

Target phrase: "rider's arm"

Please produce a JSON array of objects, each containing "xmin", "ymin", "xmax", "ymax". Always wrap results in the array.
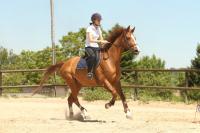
[
  {"xmin": 98, "ymin": 27, "xmax": 104, "ymax": 41},
  {"xmin": 87, "ymin": 27, "xmax": 108, "ymax": 45},
  {"xmin": 98, "ymin": 27, "xmax": 110, "ymax": 45},
  {"xmin": 87, "ymin": 32, "xmax": 101, "ymax": 43}
]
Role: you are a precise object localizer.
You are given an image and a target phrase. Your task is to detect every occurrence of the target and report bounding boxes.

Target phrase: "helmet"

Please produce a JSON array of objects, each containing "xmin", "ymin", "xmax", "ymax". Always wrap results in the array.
[{"xmin": 91, "ymin": 13, "xmax": 102, "ymax": 22}]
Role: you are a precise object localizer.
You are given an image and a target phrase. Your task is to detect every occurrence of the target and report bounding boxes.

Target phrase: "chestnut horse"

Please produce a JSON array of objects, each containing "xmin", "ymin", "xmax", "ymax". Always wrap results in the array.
[{"xmin": 32, "ymin": 26, "xmax": 139, "ymax": 119}]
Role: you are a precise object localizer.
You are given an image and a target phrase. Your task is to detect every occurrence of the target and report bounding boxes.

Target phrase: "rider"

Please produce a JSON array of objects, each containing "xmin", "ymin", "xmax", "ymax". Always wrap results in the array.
[{"xmin": 85, "ymin": 13, "xmax": 109, "ymax": 79}]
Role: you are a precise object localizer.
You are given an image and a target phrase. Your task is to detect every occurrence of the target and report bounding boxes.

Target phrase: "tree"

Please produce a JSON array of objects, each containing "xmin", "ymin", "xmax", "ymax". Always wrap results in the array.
[
  {"xmin": 189, "ymin": 43, "xmax": 200, "ymax": 87},
  {"xmin": 122, "ymin": 54, "xmax": 167, "ymax": 84},
  {"xmin": 191, "ymin": 43, "xmax": 200, "ymax": 69},
  {"xmin": 0, "ymin": 46, "xmax": 9, "ymax": 67},
  {"xmin": 187, "ymin": 43, "xmax": 200, "ymax": 100},
  {"xmin": 59, "ymin": 28, "xmax": 86, "ymax": 58},
  {"xmin": 0, "ymin": 46, "xmax": 19, "ymax": 69}
]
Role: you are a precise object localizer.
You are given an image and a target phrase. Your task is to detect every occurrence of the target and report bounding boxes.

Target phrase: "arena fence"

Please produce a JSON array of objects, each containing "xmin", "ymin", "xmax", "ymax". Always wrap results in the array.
[{"xmin": 0, "ymin": 68, "xmax": 200, "ymax": 102}]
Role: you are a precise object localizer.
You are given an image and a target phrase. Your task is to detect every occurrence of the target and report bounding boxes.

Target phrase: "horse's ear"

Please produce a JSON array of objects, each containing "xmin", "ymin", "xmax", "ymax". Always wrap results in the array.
[
  {"xmin": 126, "ymin": 25, "xmax": 131, "ymax": 32},
  {"xmin": 131, "ymin": 27, "xmax": 135, "ymax": 33}
]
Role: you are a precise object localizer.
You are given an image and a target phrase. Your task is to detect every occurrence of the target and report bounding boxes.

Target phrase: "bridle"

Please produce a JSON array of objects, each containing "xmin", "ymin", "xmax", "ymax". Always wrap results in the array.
[
  {"xmin": 113, "ymin": 32, "xmax": 137, "ymax": 51},
  {"xmin": 102, "ymin": 31, "xmax": 138, "ymax": 59}
]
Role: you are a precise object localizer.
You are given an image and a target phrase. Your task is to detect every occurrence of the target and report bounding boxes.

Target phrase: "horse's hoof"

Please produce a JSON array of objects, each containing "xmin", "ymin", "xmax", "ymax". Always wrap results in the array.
[
  {"xmin": 67, "ymin": 112, "xmax": 74, "ymax": 120},
  {"xmin": 80, "ymin": 109, "xmax": 90, "ymax": 121},
  {"xmin": 126, "ymin": 110, "xmax": 133, "ymax": 120},
  {"xmin": 80, "ymin": 114, "xmax": 91, "ymax": 121},
  {"xmin": 105, "ymin": 103, "xmax": 111, "ymax": 109},
  {"xmin": 65, "ymin": 113, "xmax": 74, "ymax": 120},
  {"xmin": 65, "ymin": 108, "xmax": 73, "ymax": 120},
  {"xmin": 68, "ymin": 115, "xmax": 74, "ymax": 120}
]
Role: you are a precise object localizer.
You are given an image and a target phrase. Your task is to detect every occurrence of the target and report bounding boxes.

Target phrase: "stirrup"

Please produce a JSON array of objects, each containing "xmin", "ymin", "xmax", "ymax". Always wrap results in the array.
[{"xmin": 87, "ymin": 72, "xmax": 93, "ymax": 80}]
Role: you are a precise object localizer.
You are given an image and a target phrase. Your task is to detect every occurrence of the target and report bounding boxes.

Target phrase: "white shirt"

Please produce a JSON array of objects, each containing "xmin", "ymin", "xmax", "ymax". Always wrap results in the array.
[{"xmin": 85, "ymin": 24, "xmax": 102, "ymax": 48}]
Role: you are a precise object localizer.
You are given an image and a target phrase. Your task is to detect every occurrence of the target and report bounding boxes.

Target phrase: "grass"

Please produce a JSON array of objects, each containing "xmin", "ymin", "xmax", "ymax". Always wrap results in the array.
[
  {"xmin": 82, "ymin": 87, "xmax": 187, "ymax": 103},
  {"xmin": 1, "ymin": 87, "xmax": 196, "ymax": 104},
  {"xmin": 82, "ymin": 87, "xmax": 111, "ymax": 101}
]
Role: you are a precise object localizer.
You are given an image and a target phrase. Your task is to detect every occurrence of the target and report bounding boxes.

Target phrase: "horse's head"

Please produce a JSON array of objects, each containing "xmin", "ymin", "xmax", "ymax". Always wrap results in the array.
[
  {"xmin": 122, "ymin": 26, "xmax": 140, "ymax": 55},
  {"xmin": 104, "ymin": 25, "xmax": 140, "ymax": 55}
]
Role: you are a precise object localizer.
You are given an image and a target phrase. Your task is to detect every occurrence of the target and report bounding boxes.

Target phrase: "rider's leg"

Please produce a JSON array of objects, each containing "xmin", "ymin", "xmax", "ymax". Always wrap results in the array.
[
  {"xmin": 85, "ymin": 47, "xmax": 96, "ymax": 79},
  {"xmin": 93, "ymin": 48, "xmax": 100, "ymax": 72}
]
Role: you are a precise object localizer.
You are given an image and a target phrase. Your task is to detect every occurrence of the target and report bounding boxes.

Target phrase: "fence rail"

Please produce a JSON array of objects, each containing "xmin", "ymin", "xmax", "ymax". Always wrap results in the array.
[
  {"xmin": 122, "ymin": 68, "xmax": 200, "ymax": 72},
  {"xmin": 0, "ymin": 69, "xmax": 46, "ymax": 73},
  {"xmin": 1, "ymin": 68, "xmax": 200, "ymax": 73},
  {"xmin": 0, "ymin": 68, "xmax": 200, "ymax": 102}
]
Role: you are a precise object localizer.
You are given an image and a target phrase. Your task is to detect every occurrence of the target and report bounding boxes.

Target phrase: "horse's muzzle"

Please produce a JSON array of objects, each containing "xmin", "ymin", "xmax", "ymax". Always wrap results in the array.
[
  {"xmin": 133, "ymin": 49, "xmax": 139, "ymax": 55},
  {"xmin": 130, "ymin": 47, "xmax": 139, "ymax": 55},
  {"xmin": 132, "ymin": 45, "xmax": 140, "ymax": 55}
]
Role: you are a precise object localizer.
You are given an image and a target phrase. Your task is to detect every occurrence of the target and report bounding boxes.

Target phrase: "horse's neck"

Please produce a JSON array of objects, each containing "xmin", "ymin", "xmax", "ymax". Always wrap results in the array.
[{"xmin": 107, "ymin": 40, "xmax": 123, "ymax": 66}]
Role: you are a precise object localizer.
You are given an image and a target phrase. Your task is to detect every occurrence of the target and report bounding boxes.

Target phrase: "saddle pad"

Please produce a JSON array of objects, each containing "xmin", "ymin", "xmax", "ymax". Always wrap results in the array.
[
  {"xmin": 76, "ymin": 58, "xmax": 88, "ymax": 69},
  {"xmin": 76, "ymin": 54, "xmax": 101, "ymax": 70}
]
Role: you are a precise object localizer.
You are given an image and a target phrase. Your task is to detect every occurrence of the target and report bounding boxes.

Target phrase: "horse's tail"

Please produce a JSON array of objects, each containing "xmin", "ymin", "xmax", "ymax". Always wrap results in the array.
[{"xmin": 32, "ymin": 62, "xmax": 64, "ymax": 96}]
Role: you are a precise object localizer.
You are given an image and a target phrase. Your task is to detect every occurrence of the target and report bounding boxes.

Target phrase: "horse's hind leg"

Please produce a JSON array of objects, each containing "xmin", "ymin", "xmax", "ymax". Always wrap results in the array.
[
  {"xmin": 67, "ymin": 92, "xmax": 87, "ymax": 119},
  {"xmin": 67, "ymin": 94, "xmax": 74, "ymax": 119},
  {"xmin": 65, "ymin": 74, "xmax": 78, "ymax": 119},
  {"xmin": 71, "ymin": 82, "xmax": 89, "ymax": 119},
  {"xmin": 65, "ymin": 76, "xmax": 88, "ymax": 118},
  {"xmin": 70, "ymin": 81, "xmax": 87, "ymax": 112}
]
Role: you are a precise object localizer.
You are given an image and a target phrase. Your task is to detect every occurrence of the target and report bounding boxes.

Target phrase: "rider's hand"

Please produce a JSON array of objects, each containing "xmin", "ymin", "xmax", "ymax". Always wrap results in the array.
[{"xmin": 100, "ymin": 40, "xmax": 110, "ymax": 44}]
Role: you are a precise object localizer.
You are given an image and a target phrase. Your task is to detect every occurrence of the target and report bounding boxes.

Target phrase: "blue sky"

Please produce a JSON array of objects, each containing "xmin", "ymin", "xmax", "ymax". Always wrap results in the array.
[{"xmin": 0, "ymin": 0, "xmax": 200, "ymax": 68}]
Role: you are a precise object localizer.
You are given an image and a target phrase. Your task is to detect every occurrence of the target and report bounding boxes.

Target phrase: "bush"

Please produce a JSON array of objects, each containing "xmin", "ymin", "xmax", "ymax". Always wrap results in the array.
[{"xmin": 82, "ymin": 87, "xmax": 111, "ymax": 101}]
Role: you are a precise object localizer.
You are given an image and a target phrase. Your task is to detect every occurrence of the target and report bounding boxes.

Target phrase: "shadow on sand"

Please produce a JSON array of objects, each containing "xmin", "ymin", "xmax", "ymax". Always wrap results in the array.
[{"xmin": 50, "ymin": 111, "xmax": 115, "ymax": 123}]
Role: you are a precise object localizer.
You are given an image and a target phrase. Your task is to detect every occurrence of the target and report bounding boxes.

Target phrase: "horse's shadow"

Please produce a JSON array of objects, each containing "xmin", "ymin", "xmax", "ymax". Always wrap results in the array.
[
  {"xmin": 50, "ymin": 117, "xmax": 107, "ymax": 123},
  {"xmin": 50, "ymin": 112, "xmax": 115, "ymax": 123}
]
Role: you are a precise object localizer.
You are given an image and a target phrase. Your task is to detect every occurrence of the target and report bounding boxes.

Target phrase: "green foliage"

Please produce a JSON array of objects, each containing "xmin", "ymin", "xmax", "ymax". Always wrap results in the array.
[
  {"xmin": 0, "ymin": 46, "xmax": 9, "ymax": 66},
  {"xmin": 82, "ymin": 88, "xmax": 111, "ymax": 101},
  {"xmin": 138, "ymin": 89, "xmax": 183, "ymax": 103},
  {"xmin": 0, "ymin": 47, "xmax": 19, "ymax": 69},
  {"xmin": 189, "ymin": 43, "xmax": 200, "ymax": 86},
  {"xmin": 121, "ymin": 55, "xmax": 185, "ymax": 102},
  {"xmin": 59, "ymin": 28, "xmax": 86, "ymax": 58},
  {"xmin": 135, "ymin": 54, "xmax": 165, "ymax": 69},
  {"xmin": 187, "ymin": 43, "xmax": 200, "ymax": 100},
  {"xmin": 191, "ymin": 44, "xmax": 200, "ymax": 69}
]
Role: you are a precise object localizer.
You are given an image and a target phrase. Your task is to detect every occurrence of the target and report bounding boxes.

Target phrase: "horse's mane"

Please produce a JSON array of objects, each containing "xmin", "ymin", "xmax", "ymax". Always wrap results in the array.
[{"xmin": 103, "ymin": 26, "xmax": 124, "ymax": 50}]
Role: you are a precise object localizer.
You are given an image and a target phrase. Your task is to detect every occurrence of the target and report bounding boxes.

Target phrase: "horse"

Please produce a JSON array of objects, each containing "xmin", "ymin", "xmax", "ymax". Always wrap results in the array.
[{"xmin": 32, "ymin": 25, "xmax": 140, "ymax": 119}]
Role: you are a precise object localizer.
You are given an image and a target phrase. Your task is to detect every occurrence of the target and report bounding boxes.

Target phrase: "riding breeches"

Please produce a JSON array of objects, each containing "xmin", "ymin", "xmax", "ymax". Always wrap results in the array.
[{"xmin": 85, "ymin": 47, "xmax": 100, "ymax": 73}]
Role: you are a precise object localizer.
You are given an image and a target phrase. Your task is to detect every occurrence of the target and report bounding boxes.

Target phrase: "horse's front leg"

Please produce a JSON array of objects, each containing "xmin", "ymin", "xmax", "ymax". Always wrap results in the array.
[
  {"xmin": 114, "ymin": 81, "xmax": 132, "ymax": 119},
  {"xmin": 103, "ymin": 79, "xmax": 117, "ymax": 109}
]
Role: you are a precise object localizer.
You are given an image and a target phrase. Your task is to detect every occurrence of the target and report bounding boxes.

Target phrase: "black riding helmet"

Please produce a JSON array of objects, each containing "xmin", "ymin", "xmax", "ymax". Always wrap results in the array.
[{"xmin": 91, "ymin": 13, "xmax": 102, "ymax": 22}]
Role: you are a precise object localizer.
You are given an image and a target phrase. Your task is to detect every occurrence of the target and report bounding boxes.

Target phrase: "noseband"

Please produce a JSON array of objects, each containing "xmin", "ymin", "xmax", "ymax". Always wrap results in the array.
[{"xmin": 113, "ymin": 33, "xmax": 136, "ymax": 51}]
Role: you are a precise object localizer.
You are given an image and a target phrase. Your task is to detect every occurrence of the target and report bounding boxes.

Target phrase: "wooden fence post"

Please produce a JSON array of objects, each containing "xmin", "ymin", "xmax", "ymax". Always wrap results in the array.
[
  {"xmin": 133, "ymin": 71, "xmax": 139, "ymax": 101},
  {"xmin": 0, "ymin": 71, "xmax": 2, "ymax": 96},
  {"xmin": 184, "ymin": 71, "xmax": 189, "ymax": 103}
]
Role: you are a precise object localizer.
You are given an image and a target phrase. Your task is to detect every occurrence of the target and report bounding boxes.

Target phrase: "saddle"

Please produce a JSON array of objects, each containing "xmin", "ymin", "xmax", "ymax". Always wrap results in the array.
[{"xmin": 76, "ymin": 51, "xmax": 101, "ymax": 70}]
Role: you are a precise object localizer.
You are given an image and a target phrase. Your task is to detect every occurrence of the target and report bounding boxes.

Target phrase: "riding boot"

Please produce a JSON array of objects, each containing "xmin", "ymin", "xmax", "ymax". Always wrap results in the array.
[
  {"xmin": 85, "ymin": 47, "xmax": 98, "ymax": 80},
  {"xmin": 86, "ymin": 56, "xmax": 95, "ymax": 79}
]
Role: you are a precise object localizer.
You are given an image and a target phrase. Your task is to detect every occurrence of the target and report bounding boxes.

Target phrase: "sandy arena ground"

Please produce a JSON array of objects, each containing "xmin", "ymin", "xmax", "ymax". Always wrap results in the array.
[{"xmin": 0, "ymin": 97, "xmax": 200, "ymax": 133}]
